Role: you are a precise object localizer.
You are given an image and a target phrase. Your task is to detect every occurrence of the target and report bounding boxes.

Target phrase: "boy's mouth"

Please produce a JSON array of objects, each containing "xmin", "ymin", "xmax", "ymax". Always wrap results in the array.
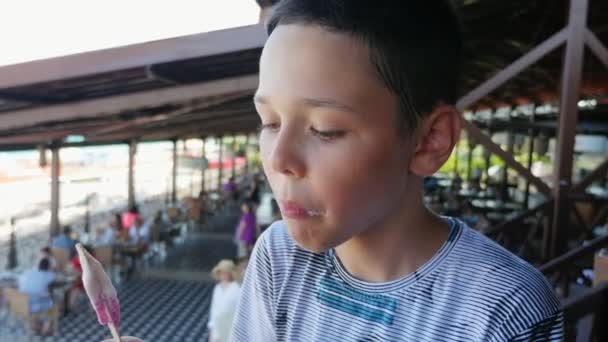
[{"xmin": 279, "ymin": 200, "xmax": 322, "ymax": 219}]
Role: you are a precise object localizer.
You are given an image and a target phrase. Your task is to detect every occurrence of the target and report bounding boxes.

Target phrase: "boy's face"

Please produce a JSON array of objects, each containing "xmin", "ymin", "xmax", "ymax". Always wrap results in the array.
[{"xmin": 255, "ymin": 24, "xmax": 418, "ymax": 252}]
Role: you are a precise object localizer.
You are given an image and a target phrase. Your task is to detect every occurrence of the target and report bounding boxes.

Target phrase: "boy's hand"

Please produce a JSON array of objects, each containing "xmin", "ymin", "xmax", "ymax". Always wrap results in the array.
[{"xmin": 101, "ymin": 337, "xmax": 144, "ymax": 342}]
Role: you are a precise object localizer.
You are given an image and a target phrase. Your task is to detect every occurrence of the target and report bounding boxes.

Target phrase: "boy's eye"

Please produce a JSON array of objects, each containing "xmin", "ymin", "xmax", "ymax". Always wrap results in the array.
[
  {"xmin": 258, "ymin": 122, "xmax": 280, "ymax": 133},
  {"xmin": 310, "ymin": 127, "xmax": 346, "ymax": 141}
]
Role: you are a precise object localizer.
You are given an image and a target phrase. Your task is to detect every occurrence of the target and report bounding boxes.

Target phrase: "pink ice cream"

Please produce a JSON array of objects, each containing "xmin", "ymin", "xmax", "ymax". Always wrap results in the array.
[{"xmin": 76, "ymin": 243, "xmax": 121, "ymax": 327}]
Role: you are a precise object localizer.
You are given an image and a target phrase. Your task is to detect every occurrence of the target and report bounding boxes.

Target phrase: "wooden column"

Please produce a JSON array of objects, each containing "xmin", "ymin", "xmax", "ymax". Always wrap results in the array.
[
  {"xmin": 466, "ymin": 142, "xmax": 474, "ymax": 181},
  {"xmin": 172, "ymin": 139, "xmax": 178, "ymax": 204},
  {"xmin": 218, "ymin": 135, "xmax": 224, "ymax": 191},
  {"xmin": 7, "ymin": 218, "xmax": 17, "ymax": 269},
  {"xmin": 244, "ymin": 134, "xmax": 250, "ymax": 174},
  {"xmin": 501, "ymin": 129, "xmax": 515, "ymax": 200},
  {"xmin": 231, "ymin": 135, "xmax": 237, "ymax": 178},
  {"xmin": 484, "ymin": 145, "xmax": 491, "ymax": 189},
  {"xmin": 524, "ymin": 111, "xmax": 536, "ymax": 210},
  {"xmin": 128, "ymin": 140, "xmax": 137, "ymax": 209},
  {"xmin": 550, "ymin": 0, "xmax": 588, "ymax": 259},
  {"xmin": 50, "ymin": 144, "xmax": 61, "ymax": 237},
  {"xmin": 201, "ymin": 136, "xmax": 207, "ymax": 193}
]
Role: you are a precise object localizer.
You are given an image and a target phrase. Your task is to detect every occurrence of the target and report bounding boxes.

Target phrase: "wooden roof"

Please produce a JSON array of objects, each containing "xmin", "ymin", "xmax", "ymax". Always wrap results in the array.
[{"xmin": 0, "ymin": 0, "xmax": 606, "ymax": 150}]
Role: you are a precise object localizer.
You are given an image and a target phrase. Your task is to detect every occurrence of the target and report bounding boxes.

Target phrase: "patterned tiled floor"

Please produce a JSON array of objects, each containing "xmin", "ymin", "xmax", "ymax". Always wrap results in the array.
[{"xmin": 1, "ymin": 279, "xmax": 213, "ymax": 342}]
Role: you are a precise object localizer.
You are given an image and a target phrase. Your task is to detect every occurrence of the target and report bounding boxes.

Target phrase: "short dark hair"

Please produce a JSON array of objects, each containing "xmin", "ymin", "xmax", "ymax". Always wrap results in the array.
[
  {"xmin": 62, "ymin": 225, "xmax": 72, "ymax": 235},
  {"xmin": 38, "ymin": 258, "xmax": 50, "ymax": 271},
  {"xmin": 266, "ymin": 0, "xmax": 463, "ymax": 133}
]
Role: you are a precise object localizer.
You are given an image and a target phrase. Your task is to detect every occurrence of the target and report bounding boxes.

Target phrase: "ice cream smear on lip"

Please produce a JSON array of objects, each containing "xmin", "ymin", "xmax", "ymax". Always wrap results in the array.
[
  {"xmin": 306, "ymin": 209, "xmax": 322, "ymax": 216},
  {"xmin": 281, "ymin": 201, "xmax": 323, "ymax": 217},
  {"xmin": 76, "ymin": 243, "xmax": 121, "ymax": 327}
]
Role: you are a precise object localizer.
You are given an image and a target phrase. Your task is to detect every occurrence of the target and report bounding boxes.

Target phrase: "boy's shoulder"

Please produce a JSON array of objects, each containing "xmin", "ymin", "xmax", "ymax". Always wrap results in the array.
[
  {"xmin": 446, "ymin": 219, "xmax": 561, "ymax": 318},
  {"xmin": 453, "ymin": 220, "xmax": 553, "ymax": 287}
]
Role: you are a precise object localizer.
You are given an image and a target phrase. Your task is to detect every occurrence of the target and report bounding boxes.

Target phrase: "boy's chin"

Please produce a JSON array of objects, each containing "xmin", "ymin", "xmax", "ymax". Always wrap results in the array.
[{"xmin": 286, "ymin": 225, "xmax": 340, "ymax": 254}]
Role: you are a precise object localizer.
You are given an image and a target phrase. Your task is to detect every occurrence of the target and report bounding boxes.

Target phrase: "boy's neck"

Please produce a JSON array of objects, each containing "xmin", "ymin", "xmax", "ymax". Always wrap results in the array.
[{"xmin": 334, "ymin": 184, "xmax": 449, "ymax": 284}]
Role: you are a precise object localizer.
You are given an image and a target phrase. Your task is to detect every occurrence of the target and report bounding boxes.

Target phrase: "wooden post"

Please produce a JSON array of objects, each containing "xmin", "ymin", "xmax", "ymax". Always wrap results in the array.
[
  {"xmin": 244, "ymin": 134, "xmax": 250, "ymax": 174},
  {"xmin": 231, "ymin": 135, "xmax": 237, "ymax": 178},
  {"xmin": 128, "ymin": 140, "xmax": 137, "ymax": 209},
  {"xmin": 466, "ymin": 142, "xmax": 474, "ymax": 181},
  {"xmin": 201, "ymin": 136, "xmax": 207, "ymax": 193},
  {"xmin": 7, "ymin": 217, "xmax": 17, "ymax": 269},
  {"xmin": 501, "ymin": 129, "xmax": 514, "ymax": 200},
  {"xmin": 484, "ymin": 145, "xmax": 491, "ymax": 189},
  {"xmin": 50, "ymin": 144, "xmax": 61, "ymax": 237},
  {"xmin": 172, "ymin": 139, "xmax": 178, "ymax": 204},
  {"xmin": 550, "ymin": 0, "xmax": 588, "ymax": 259},
  {"xmin": 524, "ymin": 111, "xmax": 536, "ymax": 210},
  {"xmin": 218, "ymin": 135, "xmax": 224, "ymax": 191}
]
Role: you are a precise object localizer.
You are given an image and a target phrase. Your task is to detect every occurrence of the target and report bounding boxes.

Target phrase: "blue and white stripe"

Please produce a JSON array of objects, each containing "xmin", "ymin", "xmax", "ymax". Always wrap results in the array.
[{"xmin": 232, "ymin": 218, "xmax": 563, "ymax": 341}]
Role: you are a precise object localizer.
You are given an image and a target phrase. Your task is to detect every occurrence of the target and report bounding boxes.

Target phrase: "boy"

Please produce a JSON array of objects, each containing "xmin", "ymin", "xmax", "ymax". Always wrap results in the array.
[{"xmin": 232, "ymin": 0, "xmax": 563, "ymax": 341}]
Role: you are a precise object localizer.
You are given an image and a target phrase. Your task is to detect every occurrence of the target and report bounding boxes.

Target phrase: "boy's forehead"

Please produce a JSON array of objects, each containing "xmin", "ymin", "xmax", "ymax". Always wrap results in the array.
[{"xmin": 257, "ymin": 24, "xmax": 391, "ymax": 109}]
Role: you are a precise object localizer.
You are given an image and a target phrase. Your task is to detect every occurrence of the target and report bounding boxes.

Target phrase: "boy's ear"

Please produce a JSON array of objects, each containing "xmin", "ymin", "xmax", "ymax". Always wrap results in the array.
[{"xmin": 409, "ymin": 105, "xmax": 461, "ymax": 176}]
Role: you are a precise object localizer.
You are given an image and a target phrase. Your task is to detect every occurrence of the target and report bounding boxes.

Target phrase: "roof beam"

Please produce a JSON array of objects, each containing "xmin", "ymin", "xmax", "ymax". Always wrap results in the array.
[
  {"xmin": 86, "ymin": 92, "xmax": 251, "ymax": 137},
  {"xmin": 0, "ymin": 75, "xmax": 259, "ymax": 132},
  {"xmin": 585, "ymin": 29, "xmax": 608, "ymax": 70},
  {"xmin": 137, "ymin": 111, "xmax": 256, "ymax": 137},
  {"xmin": 0, "ymin": 91, "xmax": 58, "ymax": 104},
  {"xmin": 144, "ymin": 118, "xmax": 258, "ymax": 141},
  {"xmin": 0, "ymin": 24, "xmax": 266, "ymax": 89},
  {"xmin": 456, "ymin": 28, "xmax": 568, "ymax": 110},
  {"xmin": 0, "ymin": 121, "xmax": 121, "ymax": 145},
  {"xmin": 85, "ymin": 115, "xmax": 257, "ymax": 143}
]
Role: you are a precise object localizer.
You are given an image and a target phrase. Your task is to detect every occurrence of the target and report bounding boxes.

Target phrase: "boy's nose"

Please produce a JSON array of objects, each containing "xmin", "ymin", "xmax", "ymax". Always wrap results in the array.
[{"xmin": 269, "ymin": 131, "xmax": 306, "ymax": 178}]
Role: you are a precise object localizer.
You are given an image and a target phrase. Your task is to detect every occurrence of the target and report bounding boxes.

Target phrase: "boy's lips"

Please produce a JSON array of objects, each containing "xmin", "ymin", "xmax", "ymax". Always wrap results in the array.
[{"xmin": 279, "ymin": 200, "xmax": 322, "ymax": 219}]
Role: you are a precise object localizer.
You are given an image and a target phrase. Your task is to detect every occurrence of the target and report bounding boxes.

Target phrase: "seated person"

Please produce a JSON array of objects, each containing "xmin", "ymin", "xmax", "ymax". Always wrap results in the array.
[
  {"xmin": 18, "ymin": 258, "xmax": 56, "ymax": 335},
  {"xmin": 121, "ymin": 205, "xmax": 141, "ymax": 231},
  {"xmin": 97, "ymin": 217, "xmax": 121, "ymax": 246},
  {"xmin": 50, "ymin": 226, "xmax": 78, "ymax": 257},
  {"xmin": 128, "ymin": 217, "xmax": 151, "ymax": 248},
  {"xmin": 120, "ymin": 217, "xmax": 152, "ymax": 278},
  {"xmin": 38, "ymin": 246, "xmax": 57, "ymax": 271}
]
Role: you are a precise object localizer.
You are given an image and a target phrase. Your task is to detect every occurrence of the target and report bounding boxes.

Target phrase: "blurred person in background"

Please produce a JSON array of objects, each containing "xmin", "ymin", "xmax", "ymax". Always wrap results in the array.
[
  {"xmin": 18, "ymin": 258, "xmax": 56, "ymax": 335},
  {"xmin": 50, "ymin": 225, "xmax": 78, "ymax": 257},
  {"xmin": 97, "ymin": 216, "xmax": 122, "ymax": 246},
  {"xmin": 235, "ymin": 201, "xmax": 257, "ymax": 259},
  {"xmin": 122, "ymin": 205, "xmax": 141, "ymax": 231},
  {"xmin": 208, "ymin": 259, "xmax": 240, "ymax": 342},
  {"xmin": 37, "ymin": 246, "xmax": 57, "ymax": 271}
]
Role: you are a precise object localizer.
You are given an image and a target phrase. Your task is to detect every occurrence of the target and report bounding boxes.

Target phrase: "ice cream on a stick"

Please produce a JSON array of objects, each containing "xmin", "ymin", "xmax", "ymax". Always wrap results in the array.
[{"xmin": 76, "ymin": 243, "xmax": 122, "ymax": 342}]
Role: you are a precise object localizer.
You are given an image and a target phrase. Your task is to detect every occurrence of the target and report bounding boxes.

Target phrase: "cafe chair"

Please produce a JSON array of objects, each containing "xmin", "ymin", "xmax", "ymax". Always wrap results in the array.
[
  {"xmin": 3, "ymin": 288, "xmax": 59, "ymax": 339},
  {"xmin": 51, "ymin": 248, "xmax": 71, "ymax": 274}
]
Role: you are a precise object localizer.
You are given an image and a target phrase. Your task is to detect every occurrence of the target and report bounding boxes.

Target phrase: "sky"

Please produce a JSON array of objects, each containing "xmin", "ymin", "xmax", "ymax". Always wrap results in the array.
[{"xmin": 0, "ymin": 0, "xmax": 260, "ymax": 67}]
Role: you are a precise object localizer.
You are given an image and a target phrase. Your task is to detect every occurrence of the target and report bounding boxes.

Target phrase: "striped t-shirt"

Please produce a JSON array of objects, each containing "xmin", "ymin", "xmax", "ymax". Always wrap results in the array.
[{"xmin": 232, "ymin": 218, "xmax": 563, "ymax": 341}]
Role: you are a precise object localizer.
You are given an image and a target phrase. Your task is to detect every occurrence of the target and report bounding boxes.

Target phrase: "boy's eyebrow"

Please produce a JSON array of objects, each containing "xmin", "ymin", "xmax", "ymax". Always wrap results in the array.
[{"xmin": 254, "ymin": 94, "xmax": 361, "ymax": 115}]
